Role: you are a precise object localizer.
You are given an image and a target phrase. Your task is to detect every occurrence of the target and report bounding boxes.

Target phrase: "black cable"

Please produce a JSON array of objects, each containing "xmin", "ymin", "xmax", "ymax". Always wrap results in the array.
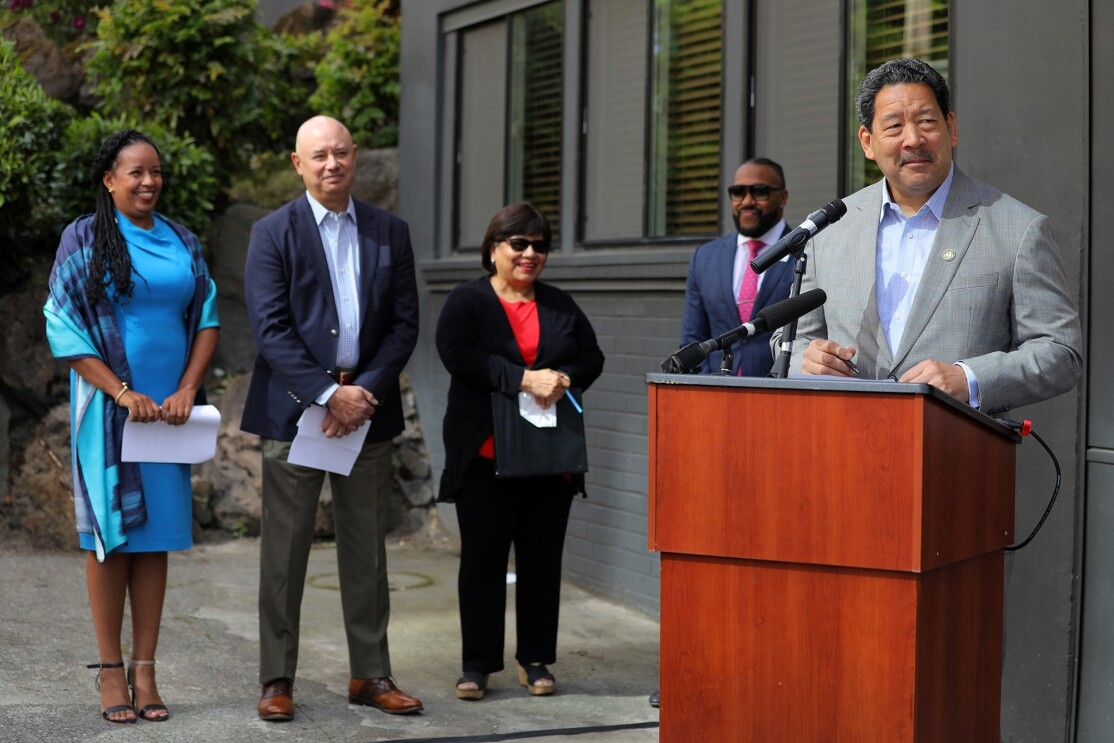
[
  {"xmin": 375, "ymin": 721, "xmax": 660, "ymax": 743},
  {"xmin": 996, "ymin": 419, "xmax": 1062, "ymax": 552}
]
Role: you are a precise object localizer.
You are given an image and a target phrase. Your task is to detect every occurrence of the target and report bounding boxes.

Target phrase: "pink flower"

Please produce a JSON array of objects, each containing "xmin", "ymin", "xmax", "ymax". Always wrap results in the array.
[
  {"xmin": 49, "ymin": 10, "xmax": 59, "ymax": 21},
  {"xmin": 73, "ymin": 15, "xmax": 84, "ymax": 28}
]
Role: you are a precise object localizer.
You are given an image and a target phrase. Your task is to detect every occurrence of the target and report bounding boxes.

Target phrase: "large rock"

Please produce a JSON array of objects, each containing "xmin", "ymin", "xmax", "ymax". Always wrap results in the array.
[
  {"xmin": 195, "ymin": 374, "xmax": 267, "ymax": 536},
  {"xmin": 353, "ymin": 149, "xmax": 399, "ymax": 214},
  {"xmin": 0, "ymin": 285, "xmax": 70, "ymax": 414},
  {"xmin": 206, "ymin": 203, "xmax": 269, "ymax": 377},
  {"xmin": 0, "ymin": 395, "xmax": 10, "ymax": 504},
  {"xmin": 2, "ymin": 17, "xmax": 83, "ymax": 102},
  {"xmin": 271, "ymin": 1, "xmax": 336, "ymax": 35},
  {"xmin": 9, "ymin": 403, "xmax": 76, "ymax": 550}
]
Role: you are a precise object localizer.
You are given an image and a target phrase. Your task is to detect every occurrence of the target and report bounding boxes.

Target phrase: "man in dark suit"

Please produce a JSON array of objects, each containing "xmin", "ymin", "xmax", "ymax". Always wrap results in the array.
[
  {"xmin": 651, "ymin": 157, "xmax": 796, "ymax": 708},
  {"xmin": 242, "ymin": 115, "xmax": 422, "ymax": 721},
  {"xmin": 680, "ymin": 157, "xmax": 796, "ymax": 376}
]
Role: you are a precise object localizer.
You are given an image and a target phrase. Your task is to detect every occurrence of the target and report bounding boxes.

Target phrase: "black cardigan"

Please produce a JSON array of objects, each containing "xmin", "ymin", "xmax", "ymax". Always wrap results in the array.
[{"xmin": 435, "ymin": 276, "xmax": 605, "ymax": 501}]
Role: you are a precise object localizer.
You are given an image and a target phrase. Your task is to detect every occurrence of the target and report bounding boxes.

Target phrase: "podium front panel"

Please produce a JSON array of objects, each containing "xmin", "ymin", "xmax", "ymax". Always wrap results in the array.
[
  {"xmin": 659, "ymin": 552, "xmax": 1003, "ymax": 742},
  {"xmin": 647, "ymin": 379, "xmax": 1015, "ymax": 571}
]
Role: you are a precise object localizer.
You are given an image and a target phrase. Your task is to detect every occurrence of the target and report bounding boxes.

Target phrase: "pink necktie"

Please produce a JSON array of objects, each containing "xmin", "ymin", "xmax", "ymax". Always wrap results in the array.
[{"xmin": 737, "ymin": 240, "xmax": 764, "ymax": 322}]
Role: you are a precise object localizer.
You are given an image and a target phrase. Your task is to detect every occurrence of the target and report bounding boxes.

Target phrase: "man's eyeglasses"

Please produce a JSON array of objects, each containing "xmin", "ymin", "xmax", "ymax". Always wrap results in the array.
[
  {"xmin": 726, "ymin": 184, "xmax": 783, "ymax": 202},
  {"xmin": 503, "ymin": 237, "xmax": 551, "ymax": 253}
]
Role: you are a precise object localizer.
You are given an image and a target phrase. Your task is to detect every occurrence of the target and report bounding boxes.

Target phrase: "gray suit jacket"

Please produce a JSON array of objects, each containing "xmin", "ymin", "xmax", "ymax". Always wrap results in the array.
[{"xmin": 790, "ymin": 167, "xmax": 1082, "ymax": 413}]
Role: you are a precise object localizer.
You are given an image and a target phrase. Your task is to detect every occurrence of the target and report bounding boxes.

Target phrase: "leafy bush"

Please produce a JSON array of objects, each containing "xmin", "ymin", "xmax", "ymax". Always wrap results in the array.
[
  {"xmin": 309, "ymin": 0, "xmax": 400, "ymax": 148},
  {"xmin": 7, "ymin": 0, "xmax": 100, "ymax": 48},
  {"xmin": 0, "ymin": 36, "xmax": 72, "ymax": 287},
  {"xmin": 86, "ymin": 0, "xmax": 310, "ymax": 173},
  {"xmin": 263, "ymin": 29, "xmax": 329, "ymax": 148},
  {"xmin": 52, "ymin": 113, "xmax": 220, "ymax": 239}
]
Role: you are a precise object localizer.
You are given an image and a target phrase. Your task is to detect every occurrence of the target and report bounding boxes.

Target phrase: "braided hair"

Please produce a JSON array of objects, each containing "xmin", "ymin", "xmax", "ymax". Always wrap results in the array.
[{"xmin": 87, "ymin": 130, "xmax": 160, "ymax": 306}]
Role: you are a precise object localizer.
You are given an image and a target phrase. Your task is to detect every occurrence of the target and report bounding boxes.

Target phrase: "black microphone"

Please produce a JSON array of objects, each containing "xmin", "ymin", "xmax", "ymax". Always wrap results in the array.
[
  {"xmin": 750, "ymin": 199, "xmax": 847, "ymax": 274},
  {"xmin": 661, "ymin": 289, "xmax": 827, "ymax": 373}
]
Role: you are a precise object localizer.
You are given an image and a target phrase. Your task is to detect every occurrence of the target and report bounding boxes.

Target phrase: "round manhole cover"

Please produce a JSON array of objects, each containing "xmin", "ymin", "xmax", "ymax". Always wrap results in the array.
[{"xmin": 307, "ymin": 572, "xmax": 433, "ymax": 591}]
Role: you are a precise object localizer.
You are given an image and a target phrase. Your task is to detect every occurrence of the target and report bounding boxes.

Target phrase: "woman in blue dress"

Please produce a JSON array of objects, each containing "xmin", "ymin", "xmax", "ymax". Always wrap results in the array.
[{"xmin": 44, "ymin": 130, "xmax": 219, "ymax": 723}]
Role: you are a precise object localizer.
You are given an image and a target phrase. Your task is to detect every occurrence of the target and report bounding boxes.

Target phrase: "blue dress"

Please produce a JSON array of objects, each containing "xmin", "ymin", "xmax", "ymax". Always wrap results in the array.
[{"xmin": 78, "ymin": 216, "xmax": 196, "ymax": 552}]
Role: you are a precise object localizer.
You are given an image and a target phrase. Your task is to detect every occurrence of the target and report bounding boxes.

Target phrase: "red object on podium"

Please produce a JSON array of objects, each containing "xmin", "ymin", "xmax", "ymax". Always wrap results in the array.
[{"xmin": 647, "ymin": 375, "xmax": 1019, "ymax": 742}]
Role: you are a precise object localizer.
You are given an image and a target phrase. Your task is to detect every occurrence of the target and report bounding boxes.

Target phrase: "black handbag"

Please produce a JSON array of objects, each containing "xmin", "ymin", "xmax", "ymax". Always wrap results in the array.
[{"xmin": 490, "ymin": 389, "xmax": 588, "ymax": 478}]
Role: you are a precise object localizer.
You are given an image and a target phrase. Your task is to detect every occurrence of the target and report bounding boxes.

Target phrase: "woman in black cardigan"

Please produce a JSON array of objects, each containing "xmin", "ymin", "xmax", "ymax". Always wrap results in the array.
[{"xmin": 436, "ymin": 203, "xmax": 604, "ymax": 700}]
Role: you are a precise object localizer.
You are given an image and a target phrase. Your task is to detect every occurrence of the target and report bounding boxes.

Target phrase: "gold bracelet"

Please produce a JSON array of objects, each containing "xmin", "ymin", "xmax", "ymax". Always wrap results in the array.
[{"xmin": 113, "ymin": 382, "xmax": 129, "ymax": 404}]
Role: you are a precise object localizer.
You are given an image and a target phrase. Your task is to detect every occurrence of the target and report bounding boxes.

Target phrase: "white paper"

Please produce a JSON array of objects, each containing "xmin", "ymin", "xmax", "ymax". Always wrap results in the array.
[
  {"xmin": 121, "ymin": 404, "xmax": 221, "ymax": 464},
  {"xmin": 517, "ymin": 391, "xmax": 556, "ymax": 428},
  {"xmin": 286, "ymin": 405, "xmax": 370, "ymax": 476}
]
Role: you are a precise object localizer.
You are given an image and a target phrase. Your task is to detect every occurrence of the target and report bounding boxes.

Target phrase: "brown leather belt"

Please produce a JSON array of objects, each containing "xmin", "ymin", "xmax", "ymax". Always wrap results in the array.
[{"xmin": 332, "ymin": 368, "xmax": 356, "ymax": 385}]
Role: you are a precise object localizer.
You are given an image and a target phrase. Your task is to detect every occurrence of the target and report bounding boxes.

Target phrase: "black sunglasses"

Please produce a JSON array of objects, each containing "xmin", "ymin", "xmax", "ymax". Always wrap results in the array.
[
  {"xmin": 726, "ymin": 184, "xmax": 783, "ymax": 202},
  {"xmin": 504, "ymin": 237, "xmax": 551, "ymax": 253}
]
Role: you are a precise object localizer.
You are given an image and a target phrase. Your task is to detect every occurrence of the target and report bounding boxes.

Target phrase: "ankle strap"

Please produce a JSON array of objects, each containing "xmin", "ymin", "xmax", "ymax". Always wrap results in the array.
[
  {"xmin": 86, "ymin": 662, "xmax": 125, "ymax": 669},
  {"xmin": 129, "ymin": 659, "xmax": 157, "ymax": 666}
]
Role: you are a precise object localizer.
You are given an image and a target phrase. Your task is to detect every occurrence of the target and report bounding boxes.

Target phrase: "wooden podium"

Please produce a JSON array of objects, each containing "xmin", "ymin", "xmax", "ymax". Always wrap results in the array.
[{"xmin": 646, "ymin": 375, "xmax": 1020, "ymax": 743}]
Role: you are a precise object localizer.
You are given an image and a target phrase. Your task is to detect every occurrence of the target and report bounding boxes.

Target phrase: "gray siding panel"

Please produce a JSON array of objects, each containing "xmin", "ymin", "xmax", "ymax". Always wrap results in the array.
[
  {"xmin": 400, "ymin": 3, "xmax": 1096, "ymax": 738},
  {"xmin": 754, "ymin": 0, "xmax": 843, "ymax": 218}
]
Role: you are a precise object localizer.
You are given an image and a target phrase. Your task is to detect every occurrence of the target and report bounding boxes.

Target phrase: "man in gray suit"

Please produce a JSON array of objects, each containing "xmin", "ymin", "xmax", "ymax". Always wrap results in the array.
[{"xmin": 791, "ymin": 58, "xmax": 1082, "ymax": 412}]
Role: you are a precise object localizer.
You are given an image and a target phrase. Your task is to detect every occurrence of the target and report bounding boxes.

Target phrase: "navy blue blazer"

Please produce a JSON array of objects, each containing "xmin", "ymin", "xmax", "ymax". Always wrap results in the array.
[
  {"xmin": 240, "ymin": 195, "xmax": 419, "ymax": 442},
  {"xmin": 680, "ymin": 228, "xmax": 794, "ymax": 376}
]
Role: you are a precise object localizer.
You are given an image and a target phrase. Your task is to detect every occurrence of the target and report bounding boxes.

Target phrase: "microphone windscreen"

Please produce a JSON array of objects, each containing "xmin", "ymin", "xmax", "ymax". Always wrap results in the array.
[
  {"xmin": 756, "ymin": 288, "xmax": 827, "ymax": 330},
  {"xmin": 662, "ymin": 342, "xmax": 707, "ymax": 373},
  {"xmin": 823, "ymin": 199, "xmax": 847, "ymax": 221}
]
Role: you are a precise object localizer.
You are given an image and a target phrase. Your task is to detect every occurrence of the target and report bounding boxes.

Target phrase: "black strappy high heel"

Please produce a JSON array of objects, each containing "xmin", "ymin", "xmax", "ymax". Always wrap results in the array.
[
  {"xmin": 87, "ymin": 661, "xmax": 136, "ymax": 723},
  {"xmin": 128, "ymin": 659, "xmax": 169, "ymax": 721}
]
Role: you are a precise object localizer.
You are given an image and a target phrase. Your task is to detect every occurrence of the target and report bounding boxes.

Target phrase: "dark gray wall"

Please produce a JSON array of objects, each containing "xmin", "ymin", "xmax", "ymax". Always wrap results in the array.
[
  {"xmin": 400, "ymin": 0, "xmax": 707, "ymax": 618},
  {"xmin": 953, "ymin": 3, "xmax": 1089, "ymax": 741},
  {"xmin": 398, "ymin": 2, "xmax": 1097, "ymax": 739},
  {"xmin": 1076, "ymin": 0, "xmax": 1111, "ymax": 741}
]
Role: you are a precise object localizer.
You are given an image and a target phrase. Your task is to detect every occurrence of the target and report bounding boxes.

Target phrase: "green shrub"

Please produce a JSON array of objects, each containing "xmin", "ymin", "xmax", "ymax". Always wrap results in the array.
[
  {"xmin": 7, "ymin": 0, "xmax": 101, "ymax": 48},
  {"xmin": 52, "ymin": 113, "xmax": 220, "ymax": 239},
  {"xmin": 263, "ymin": 29, "xmax": 329, "ymax": 148},
  {"xmin": 0, "ymin": 36, "xmax": 72, "ymax": 288},
  {"xmin": 86, "ymin": 0, "xmax": 307, "ymax": 173},
  {"xmin": 309, "ymin": 0, "xmax": 400, "ymax": 148}
]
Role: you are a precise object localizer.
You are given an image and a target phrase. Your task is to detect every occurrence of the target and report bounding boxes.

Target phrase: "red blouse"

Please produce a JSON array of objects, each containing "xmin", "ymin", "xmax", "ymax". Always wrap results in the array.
[{"xmin": 478, "ymin": 296, "xmax": 539, "ymax": 459}]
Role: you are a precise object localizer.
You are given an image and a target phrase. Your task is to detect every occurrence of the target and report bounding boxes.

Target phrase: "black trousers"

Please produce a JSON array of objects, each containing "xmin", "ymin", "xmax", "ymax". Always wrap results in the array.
[{"xmin": 453, "ymin": 457, "xmax": 575, "ymax": 674}]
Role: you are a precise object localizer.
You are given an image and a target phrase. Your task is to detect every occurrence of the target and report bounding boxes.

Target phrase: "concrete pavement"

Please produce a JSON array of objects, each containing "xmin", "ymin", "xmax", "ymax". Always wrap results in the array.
[{"xmin": 0, "ymin": 532, "xmax": 660, "ymax": 743}]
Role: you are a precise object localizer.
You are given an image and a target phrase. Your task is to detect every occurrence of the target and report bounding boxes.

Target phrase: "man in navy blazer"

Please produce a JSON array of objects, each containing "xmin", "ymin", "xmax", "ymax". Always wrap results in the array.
[
  {"xmin": 652, "ymin": 157, "xmax": 795, "ymax": 708},
  {"xmin": 242, "ymin": 116, "xmax": 422, "ymax": 721},
  {"xmin": 680, "ymin": 158, "xmax": 796, "ymax": 376}
]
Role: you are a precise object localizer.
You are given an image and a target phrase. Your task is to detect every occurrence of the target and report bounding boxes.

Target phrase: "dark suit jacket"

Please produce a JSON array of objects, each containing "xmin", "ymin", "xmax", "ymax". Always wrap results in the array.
[
  {"xmin": 680, "ymin": 227, "xmax": 794, "ymax": 375},
  {"xmin": 240, "ymin": 195, "xmax": 419, "ymax": 442},
  {"xmin": 435, "ymin": 276, "xmax": 605, "ymax": 502}
]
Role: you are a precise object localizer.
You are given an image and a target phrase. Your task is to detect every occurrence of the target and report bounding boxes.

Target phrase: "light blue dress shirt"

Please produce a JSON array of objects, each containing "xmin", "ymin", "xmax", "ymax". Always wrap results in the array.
[
  {"xmin": 875, "ymin": 165, "xmax": 981, "ymax": 407},
  {"xmin": 305, "ymin": 192, "xmax": 361, "ymax": 404}
]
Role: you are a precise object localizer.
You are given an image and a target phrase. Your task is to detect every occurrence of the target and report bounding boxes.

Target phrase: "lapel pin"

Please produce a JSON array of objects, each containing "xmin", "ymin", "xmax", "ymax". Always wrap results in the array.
[{"xmin": 941, "ymin": 248, "xmax": 956, "ymax": 262}]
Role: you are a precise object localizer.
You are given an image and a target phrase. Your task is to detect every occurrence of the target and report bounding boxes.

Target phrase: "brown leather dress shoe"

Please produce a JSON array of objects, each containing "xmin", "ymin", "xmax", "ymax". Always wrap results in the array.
[
  {"xmin": 258, "ymin": 678, "xmax": 294, "ymax": 721},
  {"xmin": 348, "ymin": 677, "xmax": 424, "ymax": 714}
]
